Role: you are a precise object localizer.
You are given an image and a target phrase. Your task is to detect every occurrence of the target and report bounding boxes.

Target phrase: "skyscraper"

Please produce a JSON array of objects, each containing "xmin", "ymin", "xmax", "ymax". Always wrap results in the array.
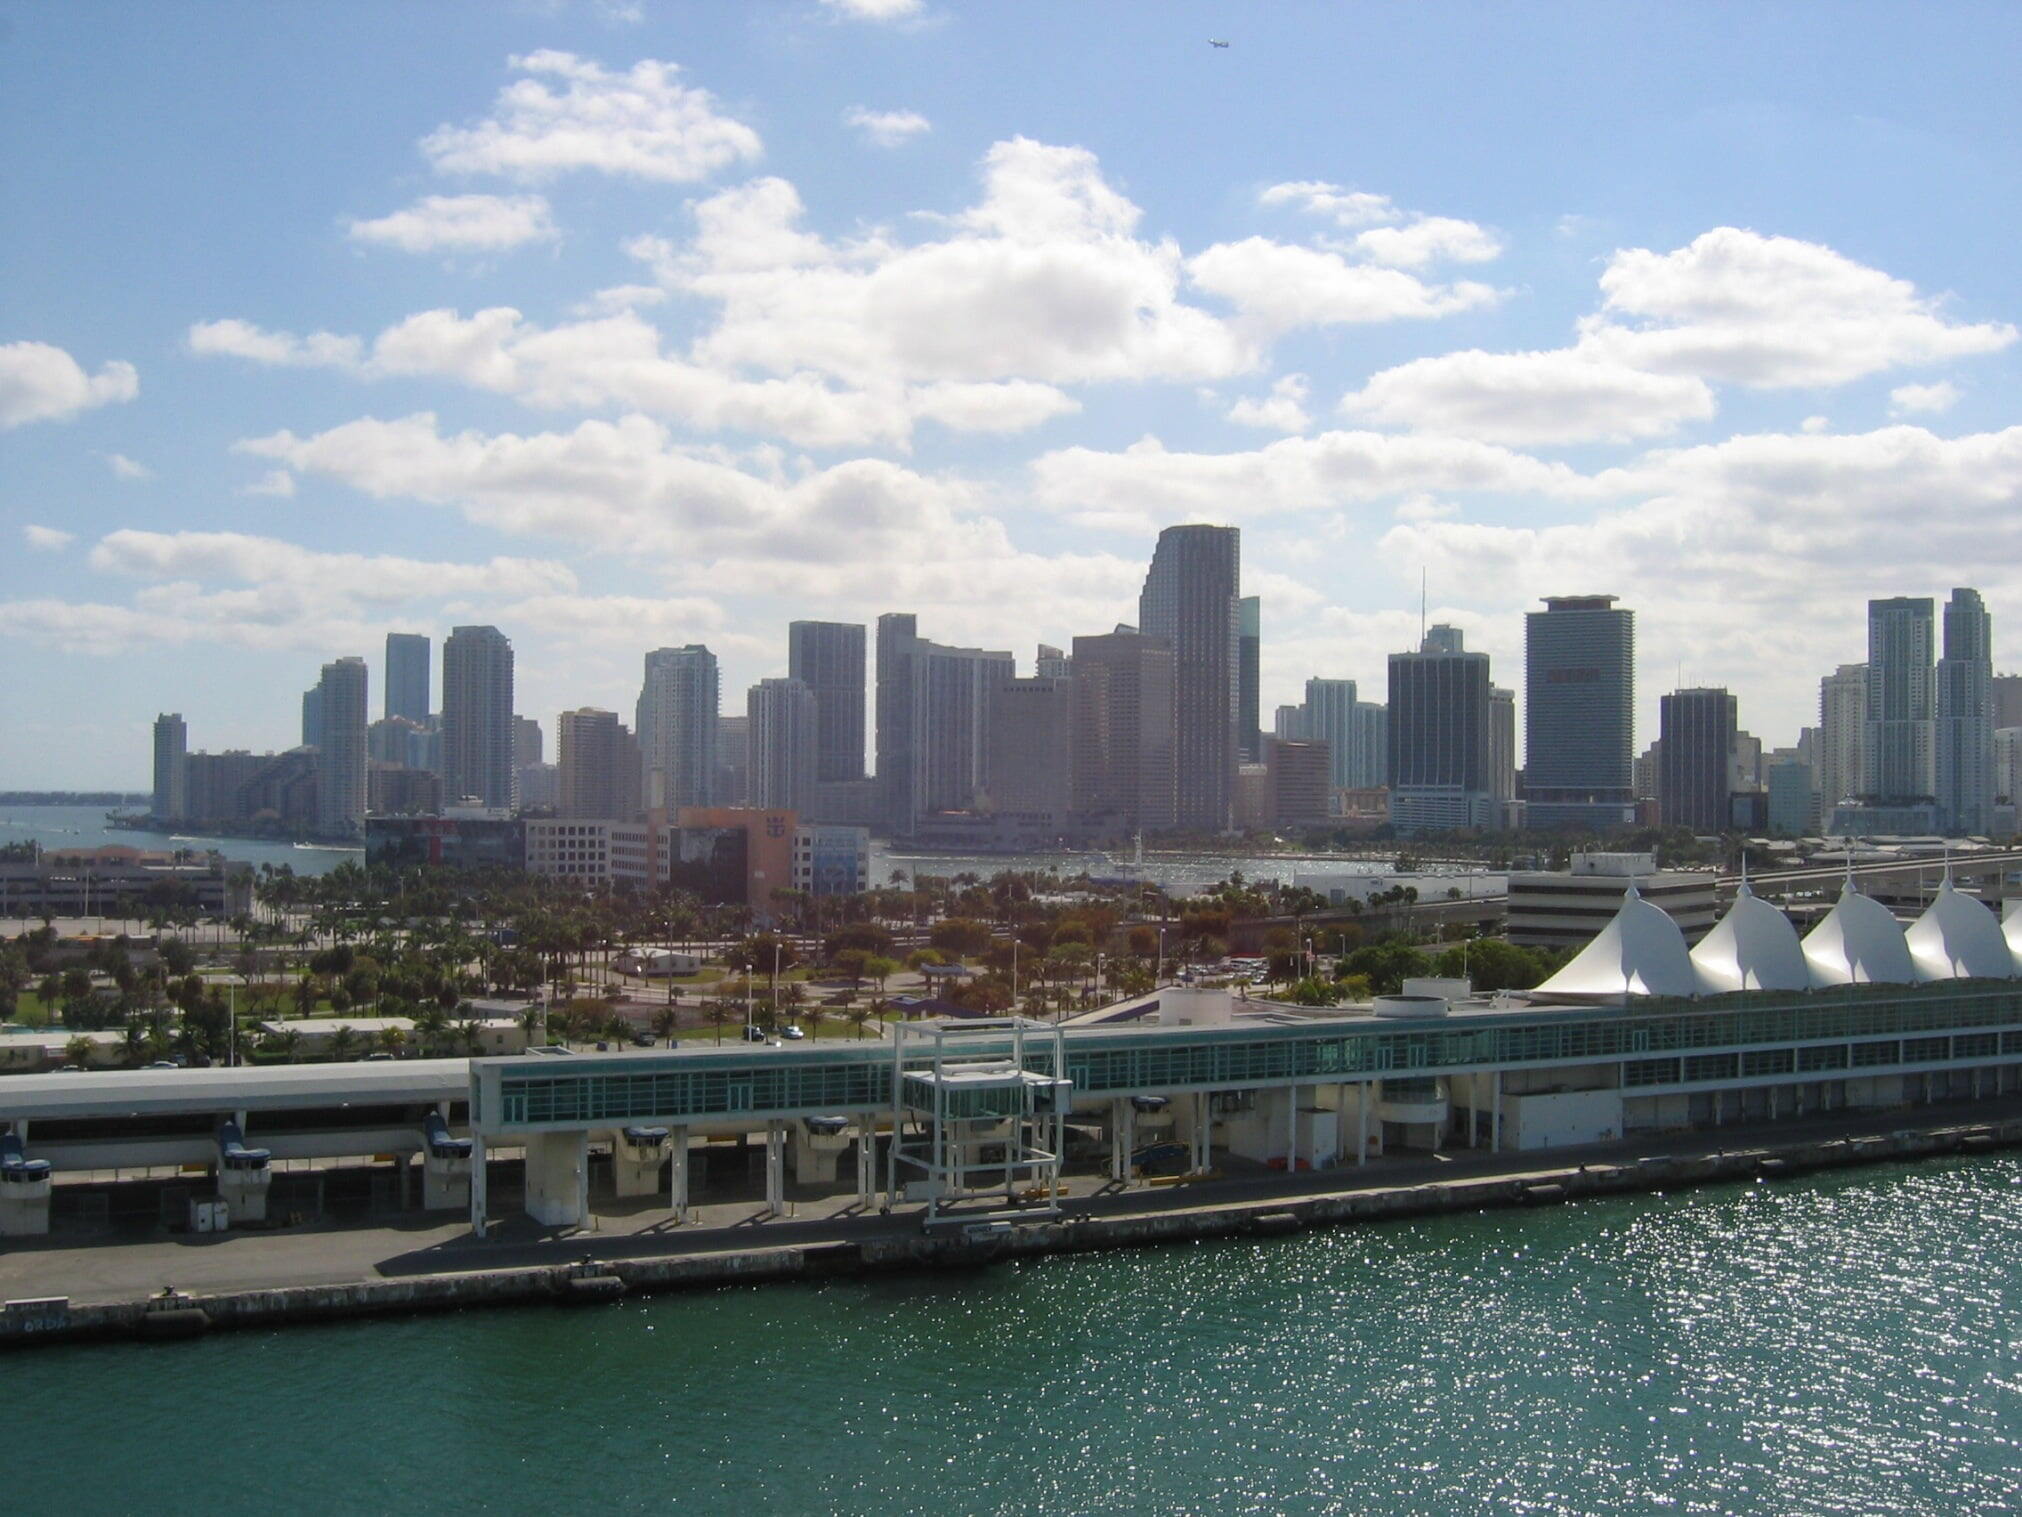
[
  {"xmin": 875, "ymin": 614, "xmax": 1013, "ymax": 833},
  {"xmin": 1524, "ymin": 595, "xmax": 1635, "ymax": 829},
  {"xmin": 788, "ymin": 620, "xmax": 867, "ymax": 782},
  {"xmin": 1071, "ymin": 629, "xmax": 1177, "ymax": 835},
  {"xmin": 384, "ymin": 632, "xmax": 430, "ymax": 724},
  {"xmin": 1658, "ymin": 687, "xmax": 1737, "ymax": 833},
  {"xmin": 1817, "ymin": 664, "xmax": 1867, "ymax": 811},
  {"xmin": 1936, "ymin": 587, "xmax": 1993, "ymax": 834},
  {"xmin": 1238, "ymin": 595, "xmax": 1261, "ymax": 763},
  {"xmin": 1387, "ymin": 627, "xmax": 1493, "ymax": 833},
  {"xmin": 441, "ymin": 625, "xmax": 515, "ymax": 809},
  {"xmin": 314, "ymin": 656, "xmax": 368, "ymax": 836},
  {"xmin": 985, "ymin": 673, "xmax": 1072, "ymax": 824},
  {"xmin": 1865, "ymin": 597, "xmax": 1935, "ymax": 805},
  {"xmin": 557, "ymin": 708, "xmax": 637, "ymax": 821},
  {"xmin": 747, "ymin": 677, "xmax": 818, "ymax": 812},
  {"xmin": 1301, "ymin": 678, "xmax": 1356, "ymax": 790},
  {"xmin": 151, "ymin": 712, "xmax": 187, "ymax": 823},
  {"xmin": 637, "ymin": 645, "xmax": 719, "ymax": 812},
  {"xmin": 512, "ymin": 716, "xmax": 543, "ymax": 768},
  {"xmin": 1488, "ymin": 686, "xmax": 1516, "ymax": 806},
  {"xmin": 1138, "ymin": 524, "xmax": 1240, "ymax": 832},
  {"xmin": 300, "ymin": 685, "xmax": 324, "ymax": 751}
]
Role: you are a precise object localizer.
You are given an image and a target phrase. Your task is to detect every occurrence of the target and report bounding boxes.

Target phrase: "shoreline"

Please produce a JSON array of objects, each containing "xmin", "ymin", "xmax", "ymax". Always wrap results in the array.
[{"xmin": 6, "ymin": 1111, "xmax": 2015, "ymax": 1350}]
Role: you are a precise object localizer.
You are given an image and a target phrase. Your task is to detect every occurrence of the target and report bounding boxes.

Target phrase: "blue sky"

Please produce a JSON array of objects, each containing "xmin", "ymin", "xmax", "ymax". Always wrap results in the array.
[{"xmin": 5, "ymin": 0, "xmax": 2020, "ymax": 787}]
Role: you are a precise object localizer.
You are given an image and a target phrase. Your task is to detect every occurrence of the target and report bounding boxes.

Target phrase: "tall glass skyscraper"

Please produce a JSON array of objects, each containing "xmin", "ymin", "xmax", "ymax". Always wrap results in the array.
[
  {"xmin": 637, "ymin": 645, "xmax": 719, "ymax": 812},
  {"xmin": 441, "ymin": 625, "xmax": 515, "ymax": 809},
  {"xmin": 788, "ymin": 620, "xmax": 866, "ymax": 782},
  {"xmin": 1138, "ymin": 524, "xmax": 1240, "ymax": 833},
  {"xmin": 1387, "ymin": 627, "xmax": 1492, "ymax": 833},
  {"xmin": 314, "ymin": 655, "xmax": 369, "ymax": 836},
  {"xmin": 1524, "ymin": 595, "xmax": 1635, "ymax": 829},
  {"xmin": 1238, "ymin": 596, "xmax": 1261, "ymax": 764},
  {"xmin": 1935, "ymin": 587, "xmax": 1992, "ymax": 833},
  {"xmin": 1658, "ymin": 686, "xmax": 1736, "ymax": 833},
  {"xmin": 384, "ymin": 632, "xmax": 430, "ymax": 724},
  {"xmin": 1865, "ymin": 597, "xmax": 1935, "ymax": 806}
]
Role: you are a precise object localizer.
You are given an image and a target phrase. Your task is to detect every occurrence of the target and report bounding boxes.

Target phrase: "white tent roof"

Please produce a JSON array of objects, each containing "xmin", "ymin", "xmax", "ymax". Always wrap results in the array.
[
  {"xmin": 1690, "ymin": 884, "xmax": 1815, "ymax": 993},
  {"xmin": 1800, "ymin": 884, "xmax": 1917, "ymax": 985},
  {"xmin": 1904, "ymin": 879, "xmax": 2016, "ymax": 981},
  {"xmin": 1533, "ymin": 886, "xmax": 1702, "ymax": 999},
  {"xmin": 2003, "ymin": 898, "xmax": 2022, "ymax": 959}
]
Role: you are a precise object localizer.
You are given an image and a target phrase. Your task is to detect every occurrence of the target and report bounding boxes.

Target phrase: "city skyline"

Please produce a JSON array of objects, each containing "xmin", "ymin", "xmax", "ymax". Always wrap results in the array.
[{"xmin": 5, "ymin": 4, "xmax": 2022, "ymax": 788}]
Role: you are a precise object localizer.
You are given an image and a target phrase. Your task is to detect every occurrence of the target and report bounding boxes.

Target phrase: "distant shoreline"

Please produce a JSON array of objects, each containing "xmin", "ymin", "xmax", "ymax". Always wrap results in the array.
[{"xmin": 0, "ymin": 794, "xmax": 149, "ymax": 807}]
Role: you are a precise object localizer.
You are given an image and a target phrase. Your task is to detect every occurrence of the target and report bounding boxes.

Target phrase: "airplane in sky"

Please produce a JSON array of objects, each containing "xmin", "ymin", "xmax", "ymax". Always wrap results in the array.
[{"xmin": 1209, "ymin": 38, "xmax": 1229, "ymax": 48}]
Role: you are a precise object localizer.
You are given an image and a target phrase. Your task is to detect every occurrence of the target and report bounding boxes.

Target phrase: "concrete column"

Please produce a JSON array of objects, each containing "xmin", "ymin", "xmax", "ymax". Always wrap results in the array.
[
  {"xmin": 523, "ymin": 1130, "xmax": 587, "ymax": 1228},
  {"xmin": 1357, "ymin": 1081, "xmax": 1369, "ymax": 1166},
  {"xmin": 765, "ymin": 1122, "xmax": 785, "ymax": 1217},
  {"xmin": 1195, "ymin": 1092, "xmax": 1210, "ymax": 1173},
  {"xmin": 1489, "ymin": 1071, "xmax": 1502, "ymax": 1154},
  {"xmin": 1109, "ymin": 1099, "xmax": 1126, "ymax": 1182},
  {"xmin": 1286, "ymin": 1083, "xmax": 1299, "ymax": 1170},
  {"xmin": 857, "ymin": 1118, "xmax": 875, "ymax": 1205},
  {"xmin": 470, "ymin": 1131, "xmax": 489, "ymax": 1237},
  {"xmin": 1122, "ymin": 1101, "xmax": 1137, "ymax": 1183},
  {"xmin": 669, "ymin": 1127, "xmax": 689, "ymax": 1222}
]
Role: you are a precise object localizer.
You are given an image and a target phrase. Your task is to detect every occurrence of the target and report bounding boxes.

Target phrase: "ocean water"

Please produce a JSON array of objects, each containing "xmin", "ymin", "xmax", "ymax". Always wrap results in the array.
[{"xmin": 9, "ymin": 1155, "xmax": 2021, "ymax": 1514}]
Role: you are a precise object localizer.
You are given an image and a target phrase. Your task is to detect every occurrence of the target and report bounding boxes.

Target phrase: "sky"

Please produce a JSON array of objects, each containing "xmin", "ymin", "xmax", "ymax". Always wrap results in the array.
[{"xmin": 4, "ymin": 0, "xmax": 2021, "ymax": 788}]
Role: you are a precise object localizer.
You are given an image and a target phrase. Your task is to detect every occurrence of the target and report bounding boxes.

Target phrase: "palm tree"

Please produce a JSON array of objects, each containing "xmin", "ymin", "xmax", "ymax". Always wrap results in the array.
[{"xmin": 328, "ymin": 1024, "xmax": 358, "ymax": 1062}]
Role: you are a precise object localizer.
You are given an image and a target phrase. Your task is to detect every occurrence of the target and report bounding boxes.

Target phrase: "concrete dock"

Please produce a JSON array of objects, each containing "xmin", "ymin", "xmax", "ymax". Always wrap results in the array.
[{"xmin": 5, "ymin": 1100, "xmax": 2019, "ymax": 1347}]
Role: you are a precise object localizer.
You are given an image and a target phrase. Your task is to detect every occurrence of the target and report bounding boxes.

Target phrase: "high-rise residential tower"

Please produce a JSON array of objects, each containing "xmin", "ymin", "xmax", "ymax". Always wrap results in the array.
[
  {"xmin": 1238, "ymin": 595, "xmax": 1262, "ymax": 763},
  {"xmin": 637, "ymin": 645, "xmax": 719, "ymax": 812},
  {"xmin": 788, "ymin": 620, "xmax": 867, "ymax": 783},
  {"xmin": 874, "ymin": 614, "xmax": 1014, "ymax": 834},
  {"xmin": 151, "ymin": 712, "xmax": 187, "ymax": 823},
  {"xmin": 1658, "ymin": 687, "xmax": 1737, "ymax": 833},
  {"xmin": 1488, "ymin": 686, "xmax": 1516, "ymax": 806},
  {"xmin": 1936, "ymin": 587, "xmax": 1993, "ymax": 834},
  {"xmin": 1138, "ymin": 524, "xmax": 1240, "ymax": 832},
  {"xmin": 1865, "ymin": 597, "xmax": 1935, "ymax": 805},
  {"xmin": 985, "ymin": 672, "xmax": 1072, "ymax": 824},
  {"xmin": 875, "ymin": 613, "xmax": 919, "ymax": 832},
  {"xmin": 1387, "ymin": 627, "xmax": 1493, "ymax": 833},
  {"xmin": 300, "ymin": 685, "xmax": 324, "ymax": 751},
  {"xmin": 384, "ymin": 632, "xmax": 430, "ymax": 724},
  {"xmin": 314, "ymin": 656, "xmax": 369, "ymax": 836},
  {"xmin": 747, "ymin": 677, "xmax": 818, "ymax": 812},
  {"xmin": 440, "ymin": 624, "xmax": 515, "ymax": 809},
  {"xmin": 1817, "ymin": 664, "xmax": 1867, "ymax": 812},
  {"xmin": 1524, "ymin": 595, "xmax": 1635, "ymax": 830}
]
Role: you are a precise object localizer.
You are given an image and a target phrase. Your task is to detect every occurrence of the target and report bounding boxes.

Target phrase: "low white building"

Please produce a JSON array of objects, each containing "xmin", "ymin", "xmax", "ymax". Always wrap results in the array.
[{"xmin": 1507, "ymin": 851, "xmax": 1718, "ymax": 949}]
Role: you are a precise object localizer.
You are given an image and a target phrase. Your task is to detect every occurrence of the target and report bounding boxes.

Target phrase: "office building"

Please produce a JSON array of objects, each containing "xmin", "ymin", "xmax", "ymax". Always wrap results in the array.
[
  {"xmin": 368, "ymin": 716, "xmax": 431, "ymax": 771},
  {"xmin": 1266, "ymin": 737, "xmax": 1331, "ymax": 829},
  {"xmin": 1766, "ymin": 760, "xmax": 1818, "ymax": 837},
  {"xmin": 1524, "ymin": 595, "xmax": 1636, "ymax": 830},
  {"xmin": 151, "ymin": 713, "xmax": 187, "ymax": 824},
  {"xmin": 1936, "ymin": 588, "xmax": 1993, "ymax": 834},
  {"xmin": 748, "ymin": 677, "xmax": 819, "ymax": 813},
  {"xmin": 1071, "ymin": 629, "xmax": 1176, "ymax": 837},
  {"xmin": 1301, "ymin": 679, "xmax": 1357, "ymax": 790},
  {"xmin": 1138, "ymin": 524, "xmax": 1240, "ymax": 832},
  {"xmin": 1507, "ymin": 851, "xmax": 1718, "ymax": 949},
  {"xmin": 512, "ymin": 716, "xmax": 543, "ymax": 769},
  {"xmin": 1866, "ymin": 596, "xmax": 1935, "ymax": 803},
  {"xmin": 440, "ymin": 625, "xmax": 515, "ymax": 809},
  {"xmin": 1387, "ymin": 627, "xmax": 1493, "ymax": 833},
  {"xmin": 1274, "ymin": 704, "xmax": 1306, "ymax": 741},
  {"xmin": 792, "ymin": 824, "xmax": 872, "ymax": 898},
  {"xmin": 788, "ymin": 620, "xmax": 867, "ymax": 782},
  {"xmin": 1658, "ymin": 688, "xmax": 1736, "ymax": 833},
  {"xmin": 985, "ymin": 673, "xmax": 1072, "ymax": 825},
  {"xmin": 314, "ymin": 657, "xmax": 369, "ymax": 837},
  {"xmin": 716, "ymin": 715, "xmax": 749, "ymax": 807},
  {"xmin": 300, "ymin": 685, "xmax": 324, "ymax": 752},
  {"xmin": 1993, "ymin": 674, "xmax": 2022, "ymax": 730},
  {"xmin": 385, "ymin": 632, "xmax": 430, "ymax": 724},
  {"xmin": 1488, "ymin": 687, "xmax": 1516, "ymax": 805},
  {"xmin": 1817, "ymin": 664, "xmax": 1867, "ymax": 812},
  {"xmin": 1350, "ymin": 702, "xmax": 1389, "ymax": 791},
  {"xmin": 557, "ymin": 709, "xmax": 635, "ymax": 821},
  {"xmin": 637, "ymin": 645, "xmax": 719, "ymax": 812},
  {"xmin": 1035, "ymin": 644, "xmax": 1072, "ymax": 680},
  {"xmin": 1238, "ymin": 596, "xmax": 1261, "ymax": 762}
]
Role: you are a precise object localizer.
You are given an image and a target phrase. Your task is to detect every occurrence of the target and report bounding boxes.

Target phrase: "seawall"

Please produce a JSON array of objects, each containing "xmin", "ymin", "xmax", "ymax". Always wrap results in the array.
[{"xmin": 7, "ymin": 1115, "xmax": 2018, "ymax": 1349}]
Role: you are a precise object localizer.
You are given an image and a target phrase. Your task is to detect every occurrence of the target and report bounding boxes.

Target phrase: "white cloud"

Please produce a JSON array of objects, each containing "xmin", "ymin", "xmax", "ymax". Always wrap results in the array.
[
  {"xmin": 1257, "ymin": 182, "xmax": 1399, "ymax": 228},
  {"xmin": 1186, "ymin": 238, "xmax": 1499, "ymax": 337},
  {"xmin": 1582, "ymin": 227, "xmax": 2015, "ymax": 387},
  {"xmin": 420, "ymin": 51, "xmax": 762, "ymax": 183},
  {"xmin": 90, "ymin": 529, "xmax": 576, "ymax": 603},
  {"xmin": 0, "ymin": 341, "xmax": 138, "ymax": 429},
  {"xmin": 1226, "ymin": 374, "xmax": 1310, "ymax": 432},
  {"xmin": 1801, "ymin": 415, "xmax": 1831, "ymax": 434},
  {"xmin": 347, "ymin": 193, "xmax": 558, "ymax": 253},
  {"xmin": 1351, "ymin": 216, "xmax": 1503, "ymax": 268},
  {"xmin": 845, "ymin": 106, "xmax": 930, "ymax": 147},
  {"xmin": 23, "ymin": 524, "xmax": 74, "ymax": 551},
  {"xmin": 1030, "ymin": 429, "xmax": 1587, "ymax": 531},
  {"xmin": 1889, "ymin": 380, "xmax": 1961, "ymax": 416},
  {"xmin": 1340, "ymin": 349, "xmax": 1715, "ymax": 445},
  {"xmin": 106, "ymin": 453, "xmax": 152, "ymax": 480},
  {"xmin": 821, "ymin": 0, "xmax": 924, "ymax": 20},
  {"xmin": 241, "ymin": 469, "xmax": 297, "ymax": 498},
  {"xmin": 187, "ymin": 319, "xmax": 362, "ymax": 369}
]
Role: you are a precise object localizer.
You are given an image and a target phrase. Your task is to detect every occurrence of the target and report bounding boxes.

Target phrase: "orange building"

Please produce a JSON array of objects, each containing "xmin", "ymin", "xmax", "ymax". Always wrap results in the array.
[{"xmin": 675, "ymin": 807, "xmax": 799, "ymax": 913}]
